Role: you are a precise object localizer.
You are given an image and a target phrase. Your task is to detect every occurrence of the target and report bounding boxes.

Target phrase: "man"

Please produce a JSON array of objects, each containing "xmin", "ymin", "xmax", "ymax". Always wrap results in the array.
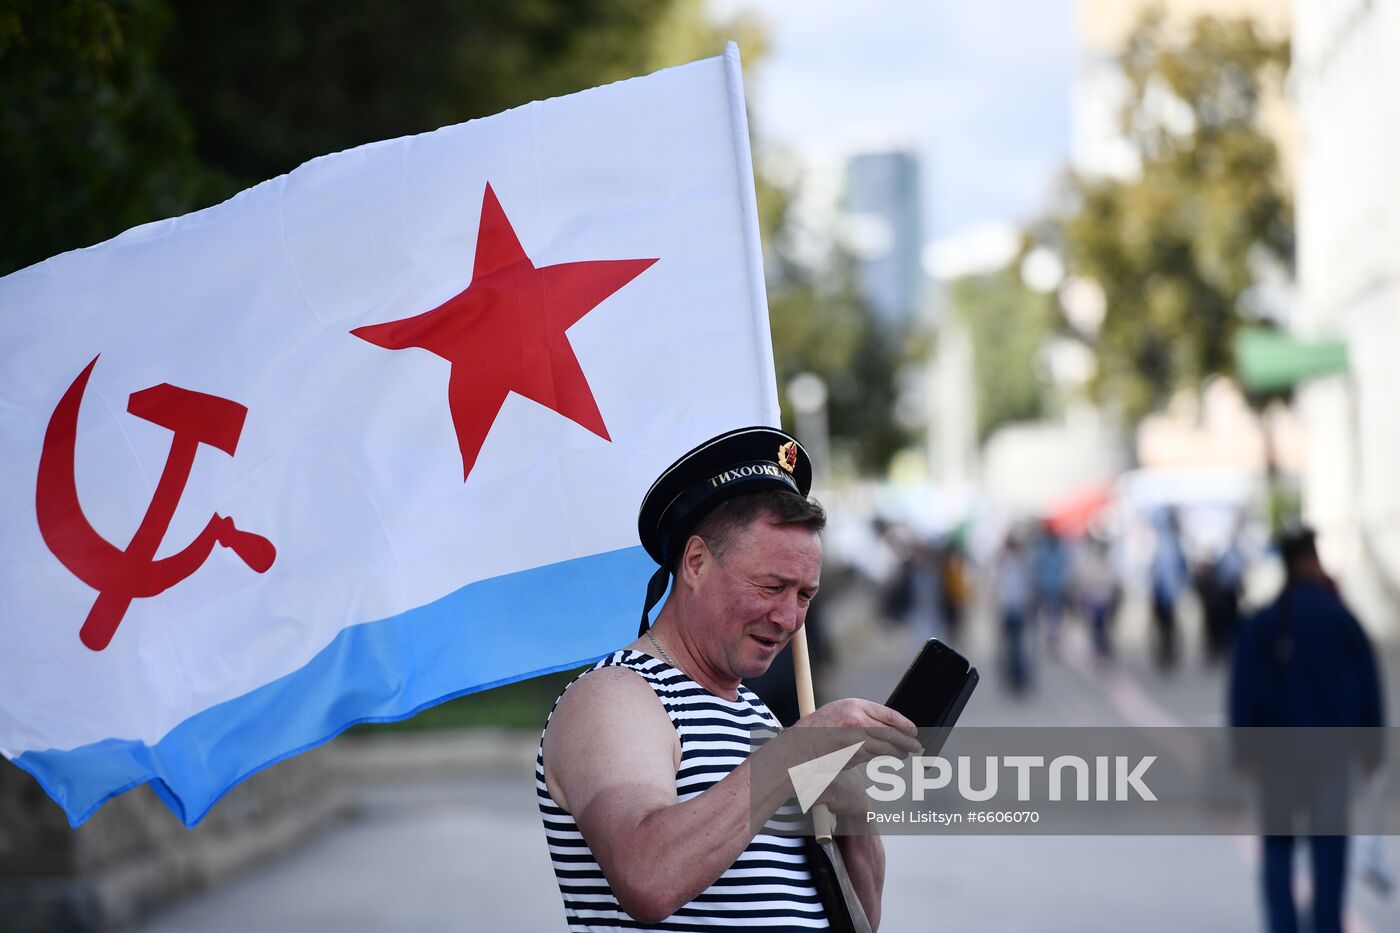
[
  {"xmin": 1229, "ymin": 527, "xmax": 1385, "ymax": 933},
  {"xmin": 996, "ymin": 532, "xmax": 1033, "ymax": 693},
  {"xmin": 1150, "ymin": 508, "xmax": 1188, "ymax": 671},
  {"xmin": 1073, "ymin": 532, "xmax": 1119, "ymax": 661},
  {"xmin": 538, "ymin": 427, "xmax": 920, "ymax": 930},
  {"xmin": 1199, "ymin": 518, "xmax": 1246, "ymax": 664}
]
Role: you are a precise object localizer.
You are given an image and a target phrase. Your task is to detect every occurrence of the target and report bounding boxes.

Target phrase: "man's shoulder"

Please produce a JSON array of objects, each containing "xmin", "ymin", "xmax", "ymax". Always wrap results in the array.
[
  {"xmin": 541, "ymin": 652, "xmax": 679, "ymax": 811},
  {"xmin": 1245, "ymin": 599, "xmax": 1281, "ymax": 630},
  {"xmin": 1277, "ymin": 582, "xmax": 1358, "ymax": 626},
  {"xmin": 570, "ymin": 660, "xmax": 655, "ymax": 699},
  {"xmin": 549, "ymin": 656, "xmax": 668, "ymax": 732}
]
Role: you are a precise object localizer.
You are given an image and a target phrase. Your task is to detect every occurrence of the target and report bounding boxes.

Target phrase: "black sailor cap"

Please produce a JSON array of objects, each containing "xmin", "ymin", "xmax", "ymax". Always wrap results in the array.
[{"xmin": 635, "ymin": 426, "xmax": 812, "ymax": 633}]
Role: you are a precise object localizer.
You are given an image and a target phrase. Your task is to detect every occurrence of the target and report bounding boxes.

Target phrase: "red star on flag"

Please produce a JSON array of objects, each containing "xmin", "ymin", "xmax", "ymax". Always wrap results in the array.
[{"xmin": 352, "ymin": 183, "xmax": 657, "ymax": 481}]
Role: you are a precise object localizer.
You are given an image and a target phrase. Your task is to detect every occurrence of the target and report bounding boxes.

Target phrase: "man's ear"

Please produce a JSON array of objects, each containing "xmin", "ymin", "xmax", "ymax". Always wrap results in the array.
[{"xmin": 678, "ymin": 534, "xmax": 710, "ymax": 589}]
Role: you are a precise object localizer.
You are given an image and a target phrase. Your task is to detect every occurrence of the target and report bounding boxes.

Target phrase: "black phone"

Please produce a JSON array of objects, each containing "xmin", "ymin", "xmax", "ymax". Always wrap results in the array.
[{"xmin": 885, "ymin": 638, "xmax": 978, "ymax": 739}]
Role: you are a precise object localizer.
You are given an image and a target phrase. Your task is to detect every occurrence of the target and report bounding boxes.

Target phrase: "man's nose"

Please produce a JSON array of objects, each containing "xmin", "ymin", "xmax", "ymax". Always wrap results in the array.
[{"xmin": 769, "ymin": 591, "xmax": 803, "ymax": 632}]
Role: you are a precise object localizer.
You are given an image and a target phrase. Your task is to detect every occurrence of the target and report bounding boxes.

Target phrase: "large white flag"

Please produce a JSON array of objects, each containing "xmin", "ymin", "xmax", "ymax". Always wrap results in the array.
[{"xmin": 0, "ymin": 43, "xmax": 778, "ymax": 826}]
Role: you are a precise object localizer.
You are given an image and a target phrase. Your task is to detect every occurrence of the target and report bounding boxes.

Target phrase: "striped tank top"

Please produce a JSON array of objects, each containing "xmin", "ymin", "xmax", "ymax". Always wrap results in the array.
[{"xmin": 536, "ymin": 649, "xmax": 830, "ymax": 931}]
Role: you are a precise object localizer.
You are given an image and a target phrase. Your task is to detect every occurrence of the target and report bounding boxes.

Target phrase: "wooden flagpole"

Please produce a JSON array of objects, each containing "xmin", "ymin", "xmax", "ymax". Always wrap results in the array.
[{"xmin": 790, "ymin": 626, "xmax": 836, "ymax": 842}]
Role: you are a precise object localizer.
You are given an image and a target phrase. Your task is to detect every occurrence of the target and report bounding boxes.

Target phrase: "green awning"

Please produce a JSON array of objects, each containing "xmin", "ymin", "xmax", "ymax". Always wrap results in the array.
[{"xmin": 1234, "ymin": 327, "xmax": 1348, "ymax": 393}]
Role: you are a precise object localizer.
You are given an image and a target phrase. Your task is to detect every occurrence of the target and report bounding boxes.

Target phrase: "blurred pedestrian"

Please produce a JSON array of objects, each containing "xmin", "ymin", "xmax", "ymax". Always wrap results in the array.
[
  {"xmin": 879, "ymin": 522, "xmax": 914, "ymax": 624},
  {"xmin": 903, "ymin": 539, "xmax": 946, "ymax": 643},
  {"xmin": 1149, "ymin": 509, "xmax": 1188, "ymax": 671},
  {"xmin": 1229, "ymin": 527, "xmax": 1386, "ymax": 933},
  {"xmin": 996, "ymin": 533, "xmax": 1034, "ymax": 693},
  {"xmin": 939, "ymin": 539, "xmax": 971, "ymax": 645},
  {"xmin": 1197, "ymin": 523, "xmax": 1245, "ymax": 665},
  {"xmin": 880, "ymin": 525, "xmax": 945, "ymax": 648},
  {"xmin": 1074, "ymin": 533, "xmax": 1120, "ymax": 660},
  {"xmin": 1031, "ymin": 525, "xmax": 1069, "ymax": 653}
]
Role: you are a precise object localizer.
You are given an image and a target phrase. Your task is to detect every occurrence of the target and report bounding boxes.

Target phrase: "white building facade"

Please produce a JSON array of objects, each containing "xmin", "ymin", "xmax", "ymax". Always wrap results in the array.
[{"xmin": 1293, "ymin": 0, "xmax": 1400, "ymax": 632}]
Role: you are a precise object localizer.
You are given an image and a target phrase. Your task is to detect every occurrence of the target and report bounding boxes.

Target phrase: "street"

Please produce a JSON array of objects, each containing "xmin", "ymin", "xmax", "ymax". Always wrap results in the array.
[{"xmin": 130, "ymin": 593, "xmax": 1399, "ymax": 932}]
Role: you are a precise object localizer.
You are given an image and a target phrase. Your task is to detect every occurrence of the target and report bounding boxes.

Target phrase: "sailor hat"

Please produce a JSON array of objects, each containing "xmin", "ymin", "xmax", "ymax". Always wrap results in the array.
[{"xmin": 636, "ymin": 426, "xmax": 812, "ymax": 633}]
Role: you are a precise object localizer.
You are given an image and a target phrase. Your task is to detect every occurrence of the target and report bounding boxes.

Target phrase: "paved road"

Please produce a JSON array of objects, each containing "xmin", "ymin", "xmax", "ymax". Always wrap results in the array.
[
  {"xmin": 849, "ymin": 594, "xmax": 1400, "ymax": 933},
  {"xmin": 132, "ymin": 591, "xmax": 1400, "ymax": 932},
  {"xmin": 132, "ymin": 778, "xmax": 563, "ymax": 933}
]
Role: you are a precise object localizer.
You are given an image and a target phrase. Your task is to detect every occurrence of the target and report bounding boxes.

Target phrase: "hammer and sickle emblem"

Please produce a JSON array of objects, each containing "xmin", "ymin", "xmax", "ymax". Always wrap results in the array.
[{"xmin": 36, "ymin": 356, "xmax": 277, "ymax": 651}]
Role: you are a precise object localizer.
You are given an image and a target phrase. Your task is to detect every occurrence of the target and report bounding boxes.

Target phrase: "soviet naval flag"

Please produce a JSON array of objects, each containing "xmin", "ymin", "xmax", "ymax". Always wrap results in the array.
[{"xmin": 0, "ymin": 44, "xmax": 779, "ymax": 826}]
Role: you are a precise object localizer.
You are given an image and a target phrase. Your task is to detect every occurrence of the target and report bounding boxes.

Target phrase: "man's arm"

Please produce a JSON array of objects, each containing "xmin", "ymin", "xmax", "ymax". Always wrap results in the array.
[
  {"xmin": 542, "ymin": 666, "xmax": 791, "ymax": 923},
  {"xmin": 1342, "ymin": 607, "xmax": 1386, "ymax": 772},
  {"xmin": 1228, "ymin": 613, "xmax": 1263, "ymax": 728},
  {"xmin": 838, "ymin": 833, "xmax": 886, "ymax": 930},
  {"xmin": 542, "ymin": 667, "xmax": 919, "ymax": 924},
  {"xmin": 820, "ymin": 768, "xmax": 886, "ymax": 929}
]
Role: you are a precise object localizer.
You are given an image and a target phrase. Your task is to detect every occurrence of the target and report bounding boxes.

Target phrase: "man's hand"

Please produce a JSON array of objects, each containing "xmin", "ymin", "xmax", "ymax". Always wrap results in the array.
[
  {"xmin": 818, "ymin": 768, "xmax": 874, "ymax": 818},
  {"xmin": 789, "ymin": 697, "xmax": 923, "ymax": 763}
]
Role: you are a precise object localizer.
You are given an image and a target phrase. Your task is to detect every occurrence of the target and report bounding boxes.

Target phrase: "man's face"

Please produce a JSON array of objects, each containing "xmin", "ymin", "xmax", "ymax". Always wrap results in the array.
[{"xmin": 692, "ymin": 518, "xmax": 822, "ymax": 681}]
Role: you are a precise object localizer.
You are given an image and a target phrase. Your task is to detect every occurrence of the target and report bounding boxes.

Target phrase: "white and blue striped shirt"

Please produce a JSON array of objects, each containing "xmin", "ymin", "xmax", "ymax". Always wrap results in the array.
[{"xmin": 537, "ymin": 649, "xmax": 830, "ymax": 931}]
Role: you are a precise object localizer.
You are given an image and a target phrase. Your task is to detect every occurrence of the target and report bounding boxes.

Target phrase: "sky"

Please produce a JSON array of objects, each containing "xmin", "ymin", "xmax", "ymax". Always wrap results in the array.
[{"xmin": 714, "ymin": 0, "xmax": 1076, "ymax": 257}]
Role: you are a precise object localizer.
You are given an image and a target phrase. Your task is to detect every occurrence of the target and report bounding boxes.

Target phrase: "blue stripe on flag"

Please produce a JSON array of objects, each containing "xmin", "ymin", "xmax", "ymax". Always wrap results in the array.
[{"xmin": 15, "ymin": 545, "xmax": 655, "ymax": 828}]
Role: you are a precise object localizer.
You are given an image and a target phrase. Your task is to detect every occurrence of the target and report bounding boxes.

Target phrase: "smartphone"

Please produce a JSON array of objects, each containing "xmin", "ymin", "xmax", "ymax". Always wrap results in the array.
[{"xmin": 885, "ymin": 638, "xmax": 979, "ymax": 741}]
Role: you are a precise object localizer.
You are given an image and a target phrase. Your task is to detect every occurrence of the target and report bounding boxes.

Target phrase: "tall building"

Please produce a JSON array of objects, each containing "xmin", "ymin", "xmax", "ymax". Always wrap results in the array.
[
  {"xmin": 843, "ymin": 149, "xmax": 923, "ymax": 327},
  {"xmin": 1292, "ymin": 0, "xmax": 1400, "ymax": 633}
]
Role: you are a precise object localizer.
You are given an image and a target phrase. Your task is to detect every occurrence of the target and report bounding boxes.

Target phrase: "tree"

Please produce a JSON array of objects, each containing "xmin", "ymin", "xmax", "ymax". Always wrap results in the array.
[
  {"xmin": 947, "ymin": 263, "xmax": 1053, "ymax": 442},
  {"xmin": 0, "ymin": 0, "xmax": 754, "ymax": 274},
  {"xmin": 759, "ymin": 174, "xmax": 906, "ymax": 473},
  {"xmin": 0, "ymin": 0, "xmax": 222, "ymax": 275},
  {"xmin": 159, "ymin": 0, "xmax": 754, "ymax": 191},
  {"xmin": 1054, "ymin": 10, "xmax": 1292, "ymax": 420}
]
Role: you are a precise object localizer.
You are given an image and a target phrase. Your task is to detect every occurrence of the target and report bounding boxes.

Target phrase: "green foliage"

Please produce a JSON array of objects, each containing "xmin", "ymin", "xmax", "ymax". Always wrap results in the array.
[
  {"xmin": 159, "ymin": 0, "xmax": 749, "ymax": 190},
  {"xmin": 768, "ymin": 280, "xmax": 905, "ymax": 473},
  {"xmin": 948, "ymin": 266, "xmax": 1053, "ymax": 441},
  {"xmin": 0, "ymin": 0, "xmax": 750, "ymax": 275},
  {"xmin": 759, "ymin": 177, "xmax": 905, "ymax": 473},
  {"xmin": 0, "ymin": 0, "xmax": 223, "ymax": 274},
  {"xmin": 1055, "ymin": 10, "xmax": 1292, "ymax": 420},
  {"xmin": 351, "ymin": 666, "xmax": 585, "ymax": 733}
]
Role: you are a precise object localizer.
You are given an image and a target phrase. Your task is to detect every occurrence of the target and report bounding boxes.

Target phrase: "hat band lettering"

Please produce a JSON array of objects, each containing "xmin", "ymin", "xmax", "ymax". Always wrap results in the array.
[
  {"xmin": 708, "ymin": 462, "xmax": 789, "ymax": 488},
  {"xmin": 655, "ymin": 460, "xmax": 800, "ymax": 561}
]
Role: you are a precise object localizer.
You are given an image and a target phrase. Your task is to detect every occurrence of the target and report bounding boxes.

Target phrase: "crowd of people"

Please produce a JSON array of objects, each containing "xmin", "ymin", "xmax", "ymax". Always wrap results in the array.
[
  {"xmin": 871, "ymin": 505, "xmax": 1388, "ymax": 930},
  {"xmin": 873, "ymin": 503, "xmax": 1264, "ymax": 695},
  {"xmin": 819, "ymin": 497, "xmax": 1387, "ymax": 932}
]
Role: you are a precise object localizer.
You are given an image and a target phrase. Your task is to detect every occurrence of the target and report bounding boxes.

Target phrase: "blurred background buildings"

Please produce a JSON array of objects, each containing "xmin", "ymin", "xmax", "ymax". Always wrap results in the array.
[
  {"xmin": 843, "ymin": 149, "xmax": 925, "ymax": 328},
  {"xmin": 1293, "ymin": 0, "xmax": 1400, "ymax": 634}
]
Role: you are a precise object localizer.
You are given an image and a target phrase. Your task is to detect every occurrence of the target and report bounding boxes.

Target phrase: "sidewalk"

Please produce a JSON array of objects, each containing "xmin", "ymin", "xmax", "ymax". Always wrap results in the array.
[{"xmin": 128, "ymin": 776, "xmax": 561, "ymax": 933}]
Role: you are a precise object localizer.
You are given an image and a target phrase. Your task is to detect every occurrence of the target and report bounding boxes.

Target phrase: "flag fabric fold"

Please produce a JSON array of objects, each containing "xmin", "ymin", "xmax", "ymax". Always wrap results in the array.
[{"xmin": 0, "ymin": 43, "xmax": 778, "ymax": 827}]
